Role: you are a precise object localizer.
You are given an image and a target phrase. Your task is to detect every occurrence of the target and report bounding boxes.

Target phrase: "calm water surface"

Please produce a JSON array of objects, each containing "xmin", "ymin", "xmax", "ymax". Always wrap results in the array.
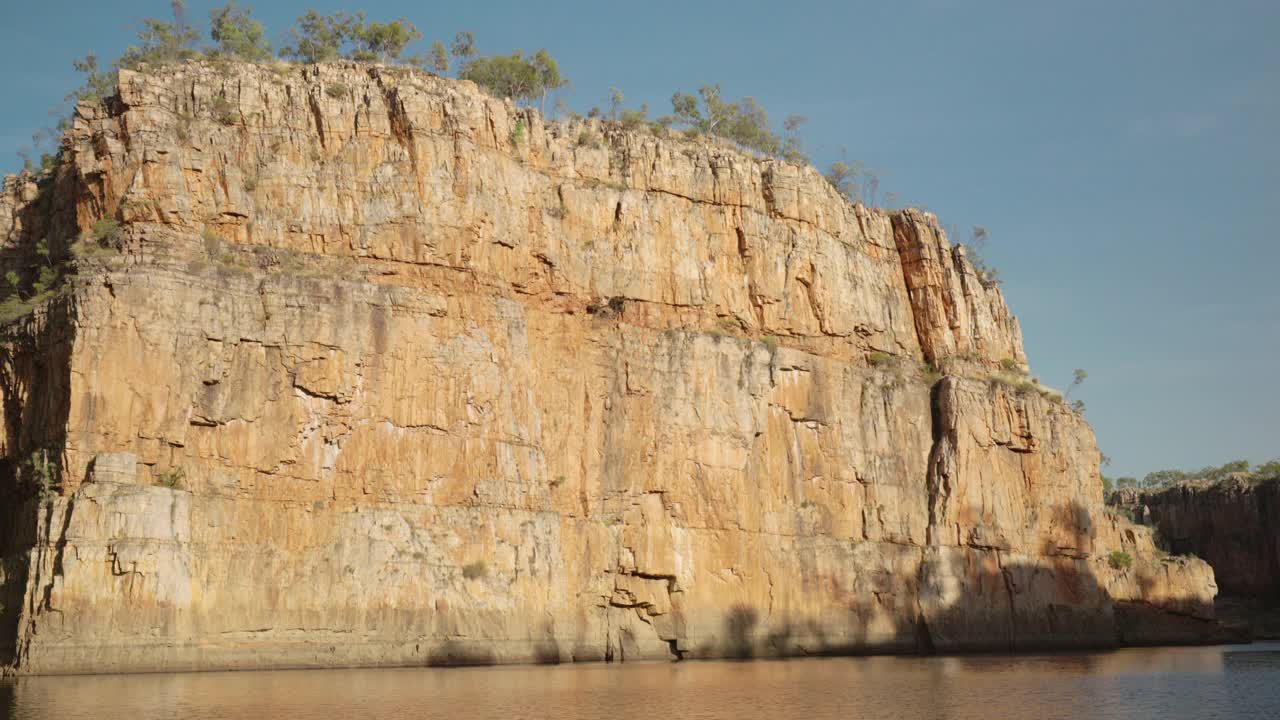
[{"xmin": 4, "ymin": 643, "xmax": 1279, "ymax": 719}]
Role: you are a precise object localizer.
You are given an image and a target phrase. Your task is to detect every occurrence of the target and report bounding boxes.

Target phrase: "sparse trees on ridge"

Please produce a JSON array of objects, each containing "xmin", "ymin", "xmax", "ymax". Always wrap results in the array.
[
  {"xmin": 37, "ymin": 1, "xmax": 907, "ymax": 223},
  {"xmin": 279, "ymin": 11, "xmax": 422, "ymax": 64},
  {"xmin": 1120, "ymin": 459, "xmax": 1277, "ymax": 491}
]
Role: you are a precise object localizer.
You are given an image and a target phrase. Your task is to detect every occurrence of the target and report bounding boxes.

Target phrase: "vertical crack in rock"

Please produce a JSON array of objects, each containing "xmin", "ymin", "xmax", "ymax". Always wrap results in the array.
[
  {"xmin": 307, "ymin": 91, "xmax": 326, "ymax": 150},
  {"xmin": 372, "ymin": 68, "xmax": 418, "ymax": 172},
  {"xmin": 923, "ymin": 379, "xmax": 952, "ymax": 547}
]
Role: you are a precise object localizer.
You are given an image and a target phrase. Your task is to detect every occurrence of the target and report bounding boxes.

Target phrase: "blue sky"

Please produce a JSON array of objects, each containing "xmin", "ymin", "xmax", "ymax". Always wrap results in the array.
[{"xmin": 2, "ymin": 0, "xmax": 1277, "ymax": 479}]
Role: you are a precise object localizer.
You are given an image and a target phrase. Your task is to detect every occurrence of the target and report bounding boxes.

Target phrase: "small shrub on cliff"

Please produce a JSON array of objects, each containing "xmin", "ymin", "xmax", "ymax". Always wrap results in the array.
[
  {"xmin": 156, "ymin": 466, "xmax": 186, "ymax": 489},
  {"xmin": 868, "ymin": 351, "xmax": 895, "ymax": 368},
  {"xmin": 509, "ymin": 120, "xmax": 526, "ymax": 146},
  {"xmin": 212, "ymin": 95, "xmax": 237, "ymax": 125},
  {"xmin": 201, "ymin": 226, "xmax": 224, "ymax": 255},
  {"xmin": 68, "ymin": 54, "xmax": 117, "ymax": 103},
  {"xmin": 920, "ymin": 363, "xmax": 943, "ymax": 385},
  {"xmin": 962, "ymin": 226, "xmax": 1002, "ymax": 288},
  {"xmin": 1107, "ymin": 550, "xmax": 1133, "ymax": 571},
  {"xmin": 31, "ymin": 266, "xmax": 59, "ymax": 296},
  {"xmin": 461, "ymin": 560, "xmax": 487, "ymax": 580},
  {"xmin": 24, "ymin": 449, "xmax": 57, "ymax": 501},
  {"xmin": 92, "ymin": 218, "xmax": 124, "ymax": 248},
  {"xmin": 0, "ymin": 298, "xmax": 35, "ymax": 325},
  {"xmin": 325, "ymin": 82, "xmax": 350, "ymax": 99}
]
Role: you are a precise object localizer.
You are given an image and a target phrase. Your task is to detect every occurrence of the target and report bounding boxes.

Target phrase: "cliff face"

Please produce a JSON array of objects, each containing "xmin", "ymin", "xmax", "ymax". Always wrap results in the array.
[
  {"xmin": 1113, "ymin": 479, "xmax": 1280, "ymax": 604},
  {"xmin": 0, "ymin": 61, "xmax": 1217, "ymax": 674}
]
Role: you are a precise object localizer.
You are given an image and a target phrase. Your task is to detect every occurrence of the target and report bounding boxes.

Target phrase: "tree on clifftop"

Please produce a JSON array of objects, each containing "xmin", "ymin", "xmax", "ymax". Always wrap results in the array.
[
  {"xmin": 280, "ymin": 11, "xmax": 423, "ymax": 64},
  {"xmin": 117, "ymin": 0, "xmax": 201, "ymax": 68},
  {"xmin": 67, "ymin": 55, "xmax": 116, "ymax": 102},
  {"xmin": 209, "ymin": 2, "xmax": 272, "ymax": 62},
  {"xmin": 671, "ymin": 84, "xmax": 780, "ymax": 156},
  {"xmin": 353, "ymin": 19, "xmax": 423, "ymax": 63},
  {"xmin": 459, "ymin": 48, "xmax": 568, "ymax": 113}
]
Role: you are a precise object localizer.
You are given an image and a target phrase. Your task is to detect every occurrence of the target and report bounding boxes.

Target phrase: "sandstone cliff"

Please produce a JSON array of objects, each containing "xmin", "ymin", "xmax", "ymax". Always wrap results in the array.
[
  {"xmin": 1113, "ymin": 479, "xmax": 1280, "ymax": 604},
  {"xmin": 0, "ymin": 61, "xmax": 1218, "ymax": 674}
]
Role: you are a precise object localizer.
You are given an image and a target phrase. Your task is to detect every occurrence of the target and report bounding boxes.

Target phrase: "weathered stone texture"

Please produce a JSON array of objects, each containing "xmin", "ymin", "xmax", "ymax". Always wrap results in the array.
[
  {"xmin": 0, "ymin": 61, "xmax": 1217, "ymax": 674},
  {"xmin": 1114, "ymin": 478, "xmax": 1280, "ymax": 603}
]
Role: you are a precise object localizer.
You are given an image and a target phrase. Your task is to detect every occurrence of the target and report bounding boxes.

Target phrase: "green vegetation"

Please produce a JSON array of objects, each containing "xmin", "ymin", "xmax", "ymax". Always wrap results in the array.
[
  {"xmin": 868, "ymin": 351, "xmax": 895, "ymax": 367},
  {"xmin": 24, "ymin": 449, "xmax": 57, "ymax": 501},
  {"xmin": 1107, "ymin": 550, "xmax": 1133, "ymax": 571},
  {"xmin": 92, "ymin": 218, "xmax": 124, "ymax": 247},
  {"xmin": 920, "ymin": 363, "xmax": 943, "ymax": 385},
  {"xmin": 668, "ymin": 84, "xmax": 802, "ymax": 158},
  {"xmin": 964, "ymin": 225, "xmax": 1001, "ymax": 288},
  {"xmin": 280, "ymin": 11, "xmax": 422, "ymax": 64},
  {"xmin": 1128, "ymin": 459, "xmax": 1279, "ymax": 490},
  {"xmin": 1108, "ymin": 506, "xmax": 1136, "ymax": 523},
  {"xmin": 156, "ymin": 466, "xmax": 186, "ymax": 489},
  {"xmin": 425, "ymin": 40, "xmax": 449, "ymax": 74},
  {"xmin": 461, "ymin": 560, "xmax": 487, "ymax": 580},
  {"xmin": 117, "ymin": 0, "xmax": 201, "ymax": 69},
  {"xmin": 68, "ymin": 54, "xmax": 116, "ymax": 102},
  {"xmin": 823, "ymin": 150, "xmax": 884, "ymax": 204},
  {"xmin": 325, "ymin": 82, "xmax": 350, "ymax": 99},
  {"xmin": 460, "ymin": 48, "xmax": 567, "ymax": 113},
  {"xmin": 509, "ymin": 120, "xmax": 526, "ymax": 146},
  {"xmin": 209, "ymin": 2, "xmax": 272, "ymax": 62},
  {"xmin": 29, "ymin": 2, "xmax": 904, "ymax": 213},
  {"xmin": 211, "ymin": 95, "xmax": 236, "ymax": 125}
]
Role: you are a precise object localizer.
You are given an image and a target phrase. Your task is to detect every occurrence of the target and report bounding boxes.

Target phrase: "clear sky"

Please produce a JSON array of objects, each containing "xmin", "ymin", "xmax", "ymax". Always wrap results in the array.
[{"xmin": 2, "ymin": 0, "xmax": 1277, "ymax": 479}]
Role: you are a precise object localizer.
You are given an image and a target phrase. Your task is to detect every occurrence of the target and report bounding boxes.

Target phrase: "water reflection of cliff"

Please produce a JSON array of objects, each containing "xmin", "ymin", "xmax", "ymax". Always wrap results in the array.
[{"xmin": 6, "ymin": 645, "xmax": 1277, "ymax": 720}]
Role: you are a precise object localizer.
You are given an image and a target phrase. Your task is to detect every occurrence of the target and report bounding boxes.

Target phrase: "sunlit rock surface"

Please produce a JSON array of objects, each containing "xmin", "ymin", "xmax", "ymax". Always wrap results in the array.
[{"xmin": 0, "ymin": 61, "xmax": 1218, "ymax": 674}]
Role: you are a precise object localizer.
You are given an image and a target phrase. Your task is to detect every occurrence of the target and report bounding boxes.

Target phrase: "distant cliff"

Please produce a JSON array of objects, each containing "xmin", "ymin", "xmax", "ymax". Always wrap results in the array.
[
  {"xmin": 0, "ymin": 61, "xmax": 1219, "ymax": 675},
  {"xmin": 1113, "ymin": 478, "xmax": 1280, "ymax": 604}
]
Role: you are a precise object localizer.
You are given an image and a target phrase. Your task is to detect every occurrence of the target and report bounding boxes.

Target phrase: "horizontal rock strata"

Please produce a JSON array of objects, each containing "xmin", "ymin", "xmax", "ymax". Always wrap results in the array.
[{"xmin": 0, "ymin": 61, "xmax": 1217, "ymax": 674}]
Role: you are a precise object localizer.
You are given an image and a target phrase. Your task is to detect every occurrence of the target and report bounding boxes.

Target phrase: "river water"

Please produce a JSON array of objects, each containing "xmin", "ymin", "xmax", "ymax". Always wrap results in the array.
[{"xmin": 4, "ymin": 643, "xmax": 1279, "ymax": 719}]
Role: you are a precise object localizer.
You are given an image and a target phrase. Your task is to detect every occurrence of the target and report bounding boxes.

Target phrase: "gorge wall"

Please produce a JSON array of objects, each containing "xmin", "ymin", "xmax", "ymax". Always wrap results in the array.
[
  {"xmin": 0, "ymin": 61, "xmax": 1219, "ymax": 674},
  {"xmin": 1113, "ymin": 479, "xmax": 1280, "ymax": 604}
]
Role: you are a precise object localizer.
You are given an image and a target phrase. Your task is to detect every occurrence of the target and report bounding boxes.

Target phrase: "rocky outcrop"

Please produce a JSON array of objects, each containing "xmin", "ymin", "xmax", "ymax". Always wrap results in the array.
[
  {"xmin": 0, "ymin": 61, "xmax": 1218, "ymax": 674},
  {"xmin": 1113, "ymin": 478, "xmax": 1280, "ymax": 604}
]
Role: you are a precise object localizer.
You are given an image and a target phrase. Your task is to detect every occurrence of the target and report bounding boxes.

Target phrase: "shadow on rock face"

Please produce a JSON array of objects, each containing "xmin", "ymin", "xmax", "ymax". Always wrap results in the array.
[
  {"xmin": 724, "ymin": 605, "xmax": 759, "ymax": 659},
  {"xmin": 534, "ymin": 623, "xmax": 562, "ymax": 665},
  {"xmin": 427, "ymin": 640, "xmax": 496, "ymax": 667},
  {"xmin": 708, "ymin": 501, "xmax": 1222, "ymax": 658}
]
